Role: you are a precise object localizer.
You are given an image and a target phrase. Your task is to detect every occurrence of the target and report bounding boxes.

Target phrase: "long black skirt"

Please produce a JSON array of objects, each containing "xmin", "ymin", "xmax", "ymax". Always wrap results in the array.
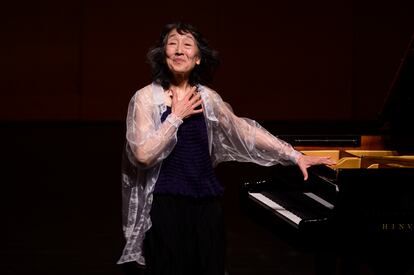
[{"xmin": 142, "ymin": 194, "xmax": 225, "ymax": 275}]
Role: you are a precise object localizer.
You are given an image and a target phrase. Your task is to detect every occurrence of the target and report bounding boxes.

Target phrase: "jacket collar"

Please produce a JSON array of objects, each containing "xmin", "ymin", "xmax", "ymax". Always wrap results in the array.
[{"xmin": 151, "ymin": 82, "xmax": 218, "ymax": 122}]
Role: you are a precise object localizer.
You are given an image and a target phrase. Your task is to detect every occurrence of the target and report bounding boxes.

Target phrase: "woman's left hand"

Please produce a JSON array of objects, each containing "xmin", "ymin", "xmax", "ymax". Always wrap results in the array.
[{"xmin": 297, "ymin": 155, "xmax": 337, "ymax": 181}]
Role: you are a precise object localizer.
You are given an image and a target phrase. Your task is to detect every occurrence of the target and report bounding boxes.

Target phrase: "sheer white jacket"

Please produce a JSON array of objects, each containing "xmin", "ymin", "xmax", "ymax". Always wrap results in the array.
[{"xmin": 118, "ymin": 83, "xmax": 302, "ymax": 265}]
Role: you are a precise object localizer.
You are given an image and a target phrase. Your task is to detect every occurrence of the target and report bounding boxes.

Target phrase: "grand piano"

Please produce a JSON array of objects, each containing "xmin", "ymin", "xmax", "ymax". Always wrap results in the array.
[{"xmin": 242, "ymin": 33, "xmax": 414, "ymax": 274}]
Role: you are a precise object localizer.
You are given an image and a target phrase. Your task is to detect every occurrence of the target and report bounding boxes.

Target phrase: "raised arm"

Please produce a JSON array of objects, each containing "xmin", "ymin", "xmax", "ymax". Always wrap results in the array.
[
  {"xmin": 126, "ymin": 91, "xmax": 181, "ymax": 168},
  {"xmin": 217, "ymin": 99, "xmax": 301, "ymax": 165},
  {"xmin": 209, "ymin": 89, "xmax": 335, "ymax": 179},
  {"xmin": 126, "ymin": 86, "xmax": 204, "ymax": 168}
]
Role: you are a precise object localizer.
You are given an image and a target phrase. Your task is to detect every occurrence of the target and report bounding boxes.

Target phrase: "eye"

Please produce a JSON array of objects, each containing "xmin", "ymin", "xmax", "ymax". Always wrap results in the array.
[{"xmin": 167, "ymin": 39, "xmax": 178, "ymax": 45}]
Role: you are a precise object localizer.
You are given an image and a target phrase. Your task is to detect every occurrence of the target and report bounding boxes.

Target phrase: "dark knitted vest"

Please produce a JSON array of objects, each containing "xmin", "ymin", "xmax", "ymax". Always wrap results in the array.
[{"xmin": 154, "ymin": 107, "xmax": 224, "ymax": 197}]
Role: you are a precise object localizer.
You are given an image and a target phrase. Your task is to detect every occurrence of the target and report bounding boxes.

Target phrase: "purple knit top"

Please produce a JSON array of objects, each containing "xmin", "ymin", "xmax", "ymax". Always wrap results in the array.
[{"xmin": 154, "ymin": 107, "xmax": 224, "ymax": 198}]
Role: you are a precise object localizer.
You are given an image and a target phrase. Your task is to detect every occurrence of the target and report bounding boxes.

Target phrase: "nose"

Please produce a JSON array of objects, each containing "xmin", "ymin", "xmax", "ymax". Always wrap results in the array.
[{"xmin": 175, "ymin": 43, "xmax": 183, "ymax": 55}]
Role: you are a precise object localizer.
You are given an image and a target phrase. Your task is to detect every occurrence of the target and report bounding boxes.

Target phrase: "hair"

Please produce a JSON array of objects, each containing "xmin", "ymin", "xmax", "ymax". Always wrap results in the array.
[{"xmin": 146, "ymin": 22, "xmax": 220, "ymax": 89}]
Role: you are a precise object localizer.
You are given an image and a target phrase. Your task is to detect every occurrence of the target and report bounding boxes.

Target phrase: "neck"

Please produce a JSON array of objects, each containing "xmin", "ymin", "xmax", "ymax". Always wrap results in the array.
[
  {"xmin": 170, "ymin": 77, "xmax": 192, "ymax": 99},
  {"xmin": 171, "ymin": 74, "xmax": 190, "ymax": 88},
  {"xmin": 171, "ymin": 81, "xmax": 190, "ymax": 90}
]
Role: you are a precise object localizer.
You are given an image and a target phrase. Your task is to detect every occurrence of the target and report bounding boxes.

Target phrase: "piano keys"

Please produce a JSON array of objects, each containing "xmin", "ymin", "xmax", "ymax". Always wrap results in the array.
[{"xmin": 245, "ymin": 149, "xmax": 414, "ymax": 229}]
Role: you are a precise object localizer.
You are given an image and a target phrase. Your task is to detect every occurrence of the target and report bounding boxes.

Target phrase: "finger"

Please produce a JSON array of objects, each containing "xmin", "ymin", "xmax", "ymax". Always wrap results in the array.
[
  {"xmin": 171, "ymin": 89, "xmax": 178, "ymax": 105},
  {"xmin": 192, "ymin": 107, "xmax": 204, "ymax": 114},
  {"xmin": 192, "ymin": 98, "xmax": 203, "ymax": 109},
  {"xmin": 189, "ymin": 85, "xmax": 197, "ymax": 94},
  {"xmin": 301, "ymin": 166, "xmax": 308, "ymax": 181},
  {"xmin": 184, "ymin": 87, "xmax": 195, "ymax": 100},
  {"xmin": 326, "ymin": 159, "xmax": 337, "ymax": 165},
  {"xmin": 189, "ymin": 92, "xmax": 201, "ymax": 104},
  {"xmin": 320, "ymin": 157, "xmax": 336, "ymax": 165},
  {"xmin": 326, "ymin": 157, "xmax": 337, "ymax": 164}
]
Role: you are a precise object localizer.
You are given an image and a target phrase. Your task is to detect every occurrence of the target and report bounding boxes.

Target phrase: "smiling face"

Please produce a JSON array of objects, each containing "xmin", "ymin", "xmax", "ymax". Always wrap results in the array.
[{"xmin": 165, "ymin": 29, "xmax": 201, "ymax": 79}]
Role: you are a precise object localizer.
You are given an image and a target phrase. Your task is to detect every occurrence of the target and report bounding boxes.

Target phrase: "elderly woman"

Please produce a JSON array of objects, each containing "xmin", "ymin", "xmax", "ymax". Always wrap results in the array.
[{"xmin": 118, "ymin": 22, "xmax": 335, "ymax": 275}]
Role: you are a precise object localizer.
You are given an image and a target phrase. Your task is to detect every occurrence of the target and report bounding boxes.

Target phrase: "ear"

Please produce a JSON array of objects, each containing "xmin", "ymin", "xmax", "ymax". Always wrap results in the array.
[{"xmin": 196, "ymin": 56, "xmax": 201, "ymax": 65}]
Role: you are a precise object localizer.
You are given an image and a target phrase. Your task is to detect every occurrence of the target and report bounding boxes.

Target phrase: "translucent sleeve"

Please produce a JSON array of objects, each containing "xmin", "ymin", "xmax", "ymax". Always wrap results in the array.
[
  {"xmin": 210, "ymin": 90, "xmax": 302, "ymax": 166},
  {"xmin": 125, "ymin": 92, "xmax": 182, "ymax": 168}
]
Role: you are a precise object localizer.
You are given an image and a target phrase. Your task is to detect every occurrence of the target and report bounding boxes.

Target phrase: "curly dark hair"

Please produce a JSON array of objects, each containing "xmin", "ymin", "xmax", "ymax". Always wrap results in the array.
[{"xmin": 147, "ymin": 22, "xmax": 220, "ymax": 89}]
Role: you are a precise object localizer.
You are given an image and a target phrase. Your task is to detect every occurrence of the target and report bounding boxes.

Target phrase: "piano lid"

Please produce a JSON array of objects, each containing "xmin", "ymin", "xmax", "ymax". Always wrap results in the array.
[{"xmin": 379, "ymin": 31, "xmax": 414, "ymax": 151}]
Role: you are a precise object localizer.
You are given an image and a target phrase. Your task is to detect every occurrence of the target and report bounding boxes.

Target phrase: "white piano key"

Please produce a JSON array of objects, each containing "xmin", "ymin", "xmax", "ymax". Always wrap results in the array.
[
  {"xmin": 304, "ymin": 192, "xmax": 334, "ymax": 210},
  {"xmin": 248, "ymin": 192, "xmax": 302, "ymax": 226}
]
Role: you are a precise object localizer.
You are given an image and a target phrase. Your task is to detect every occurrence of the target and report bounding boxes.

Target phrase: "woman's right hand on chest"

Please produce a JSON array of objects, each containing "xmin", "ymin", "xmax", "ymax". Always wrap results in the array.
[{"xmin": 170, "ymin": 86, "xmax": 203, "ymax": 119}]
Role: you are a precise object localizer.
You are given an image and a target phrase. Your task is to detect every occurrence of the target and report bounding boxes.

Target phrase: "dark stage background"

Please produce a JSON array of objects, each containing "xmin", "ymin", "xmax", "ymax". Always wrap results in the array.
[
  {"xmin": 1, "ymin": 0, "xmax": 414, "ymax": 274},
  {"xmin": 1, "ymin": 0, "xmax": 413, "ymax": 121}
]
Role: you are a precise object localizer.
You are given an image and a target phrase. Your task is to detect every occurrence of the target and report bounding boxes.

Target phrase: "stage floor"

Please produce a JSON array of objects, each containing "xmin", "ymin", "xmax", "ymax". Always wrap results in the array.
[{"xmin": 1, "ymin": 122, "xmax": 412, "ymax": 275}]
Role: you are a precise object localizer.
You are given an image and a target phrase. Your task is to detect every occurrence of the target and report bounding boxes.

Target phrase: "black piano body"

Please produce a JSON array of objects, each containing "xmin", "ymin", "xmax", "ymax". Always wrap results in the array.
[
  {"xmin": 243, "ymin": 149, "xmax": 414, "ymax": 274},
  {"xmin": 242, "ymin": 34, "xmax": 414, "ymax": 274}
]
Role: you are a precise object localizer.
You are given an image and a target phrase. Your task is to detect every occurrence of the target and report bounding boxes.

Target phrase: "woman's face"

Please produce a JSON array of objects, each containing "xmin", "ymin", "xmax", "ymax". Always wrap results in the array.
[{"xmin": 165, "ymin": 29, "xmax": 201, "ymax": 77}]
